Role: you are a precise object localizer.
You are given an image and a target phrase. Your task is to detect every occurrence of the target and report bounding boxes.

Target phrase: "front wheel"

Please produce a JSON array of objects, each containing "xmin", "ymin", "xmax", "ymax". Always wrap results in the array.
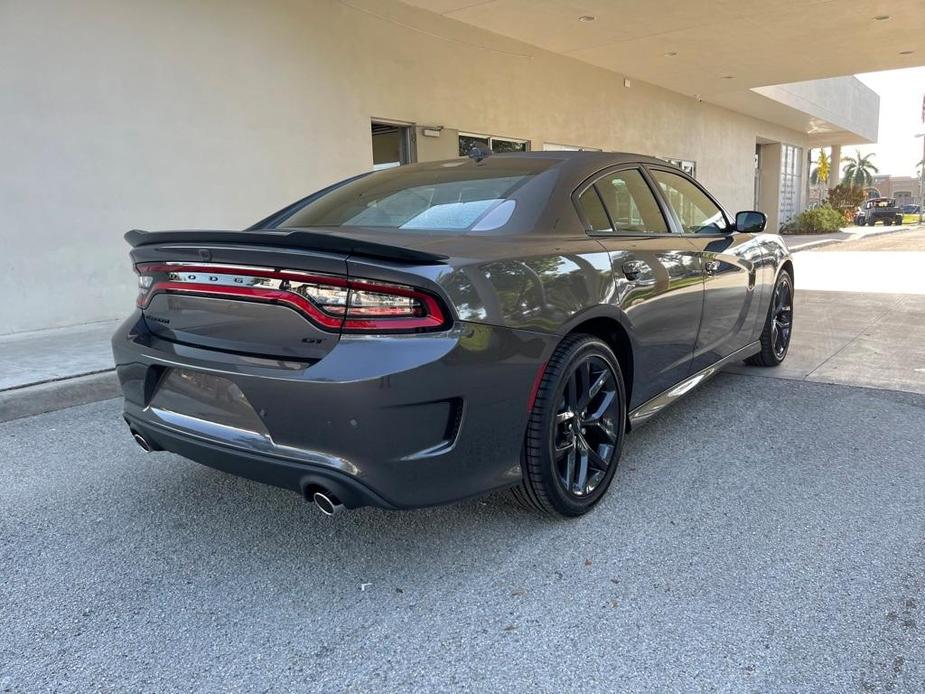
[
  {"xmin": 512, "ymin": 335, "xmax": 626, "ymax": 517},
  {"xmin": 746, "ymin": 270, "xmax": 793, "ymax": 367}
]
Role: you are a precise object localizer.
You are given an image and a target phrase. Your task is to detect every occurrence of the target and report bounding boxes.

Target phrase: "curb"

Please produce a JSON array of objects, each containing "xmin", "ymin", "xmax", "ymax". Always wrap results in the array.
[{"xmin": 0, "ymin": 371, "xmax": 120, "ymax": 424}]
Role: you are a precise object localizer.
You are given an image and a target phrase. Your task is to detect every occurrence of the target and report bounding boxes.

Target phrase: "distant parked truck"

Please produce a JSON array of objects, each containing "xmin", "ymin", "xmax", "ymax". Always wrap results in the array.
[{"xmin": 855, "ymin": 198, "xmax": 903, "ymax": 226}]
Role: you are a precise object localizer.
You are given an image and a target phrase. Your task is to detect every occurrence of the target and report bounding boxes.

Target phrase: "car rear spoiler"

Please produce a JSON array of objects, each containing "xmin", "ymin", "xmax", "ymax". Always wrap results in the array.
[{"xmin": 124, "ymin": 229, "xmax": 449, "ymax": 265}]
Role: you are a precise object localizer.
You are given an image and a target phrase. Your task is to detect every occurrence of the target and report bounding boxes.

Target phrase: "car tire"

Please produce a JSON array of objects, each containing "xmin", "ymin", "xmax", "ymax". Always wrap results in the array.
[
  {"xmin": 745, "ymin": 270, "xmax": 794, "ymax": 367},
  {"xmin": 857, "ymin": 218, "xmax": 865, "ymax": 226},
  {"xmin": 512, "ymin": 334, "xmax": 626, "ymax": 518}
]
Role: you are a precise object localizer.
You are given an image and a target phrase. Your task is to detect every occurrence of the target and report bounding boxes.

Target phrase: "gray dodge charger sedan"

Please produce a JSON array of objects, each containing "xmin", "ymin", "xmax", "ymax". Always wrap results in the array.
[{"xmin": 113, "ymin": 151, "xmax": 793, "ymax": 517}]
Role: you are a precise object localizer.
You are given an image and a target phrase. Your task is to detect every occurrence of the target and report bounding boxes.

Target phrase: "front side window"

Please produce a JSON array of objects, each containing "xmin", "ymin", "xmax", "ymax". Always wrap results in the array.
[
  {"xmin": 651, "ymin": 170, "xmax": 728, "ymax": 234},
  {"xmin": 275, "ymin": 160, "xmax": 552, "ymax": 232},
  {"xmin": 594, "ymin": 169, "xmax": 669, "ymax": 233}
]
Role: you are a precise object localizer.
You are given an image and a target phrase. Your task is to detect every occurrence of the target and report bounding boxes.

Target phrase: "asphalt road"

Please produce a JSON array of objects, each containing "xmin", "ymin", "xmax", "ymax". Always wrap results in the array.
[{"xmin": 2, "ymin": 374, "xmax": 924, "ymax": 692}]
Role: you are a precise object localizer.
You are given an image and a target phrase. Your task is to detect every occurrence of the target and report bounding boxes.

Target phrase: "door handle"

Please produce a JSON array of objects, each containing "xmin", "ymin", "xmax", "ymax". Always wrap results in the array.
[
  {"xmin": 621, "ymin": 260, "xmax": 650, "ymax": 280},
  {"xmin": 704, "ymin": 260, "xmax": 721, "ymax": 275}
]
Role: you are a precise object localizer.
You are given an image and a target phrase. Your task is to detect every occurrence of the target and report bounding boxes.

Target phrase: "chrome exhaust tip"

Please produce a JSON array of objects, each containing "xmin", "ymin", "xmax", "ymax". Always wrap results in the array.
[
  {"xmin": 132, "ymin": 432, "xmax": 153, "ymax": 453},
  {"xmin": 312, "ymin": 491, "xmax": 344, "ymax": 516}
]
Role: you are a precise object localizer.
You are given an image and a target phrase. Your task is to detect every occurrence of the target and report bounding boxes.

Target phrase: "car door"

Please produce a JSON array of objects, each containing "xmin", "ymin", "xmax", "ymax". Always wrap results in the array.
[
  {"xmin": 574, "ymin": 166, "xmax": 703, "ymax": 408},
  {"xmin": 646, "ymin": 166, "xmax": 763, "ymax": 371}
]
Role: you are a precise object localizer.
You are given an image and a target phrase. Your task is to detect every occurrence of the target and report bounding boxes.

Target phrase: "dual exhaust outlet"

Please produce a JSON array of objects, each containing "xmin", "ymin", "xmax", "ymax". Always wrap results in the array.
[{"xmin": 130, "ymin": 429, "xmax": 344, "ymax": 516}]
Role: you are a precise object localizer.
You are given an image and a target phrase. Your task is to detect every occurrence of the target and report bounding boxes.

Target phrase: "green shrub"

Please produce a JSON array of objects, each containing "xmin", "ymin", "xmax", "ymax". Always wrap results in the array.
[{"xmin": 785, "ymin": 205, "xmax": 844, "ymax": 234}]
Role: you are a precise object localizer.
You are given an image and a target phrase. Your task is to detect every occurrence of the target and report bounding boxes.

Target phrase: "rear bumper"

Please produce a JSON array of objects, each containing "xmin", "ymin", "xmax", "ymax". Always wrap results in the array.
[{"xmin": 112, "ymin": 313, "xmax": 554, "ymax": 509}]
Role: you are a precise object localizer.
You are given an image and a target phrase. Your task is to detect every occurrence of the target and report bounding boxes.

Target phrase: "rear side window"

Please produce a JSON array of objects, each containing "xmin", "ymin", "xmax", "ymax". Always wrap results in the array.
[
  {"xmin": 595, "ymin": 169, "xmax": 669, "ymax": 233},
  {"xmin": 274, "ymin": 159, "xmax": 554, "ymax": 232},
  {"xmin": 577, "ymin": 188, "xmax": 612, "ymax": 232}
]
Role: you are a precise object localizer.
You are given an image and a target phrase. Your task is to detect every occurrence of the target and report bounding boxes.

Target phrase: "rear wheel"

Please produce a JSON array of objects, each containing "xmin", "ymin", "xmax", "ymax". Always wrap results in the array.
[
  {"xmin": 746, "ymin": 270, "xmax": 793, "ymax": 367},
  {"xmin": 512, "ymin": 335, "xmax": 626, "ymax": 517}
]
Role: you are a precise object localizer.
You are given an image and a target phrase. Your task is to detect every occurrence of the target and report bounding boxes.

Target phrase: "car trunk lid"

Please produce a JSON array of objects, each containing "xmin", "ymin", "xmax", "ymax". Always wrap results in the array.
[{"xmin": 127, "ymin": 229, "xmax": 449, "ymax": 360}]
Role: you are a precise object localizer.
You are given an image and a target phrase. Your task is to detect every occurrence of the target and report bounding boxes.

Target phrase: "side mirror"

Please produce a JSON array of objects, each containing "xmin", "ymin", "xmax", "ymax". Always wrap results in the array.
[{"xmin": 735, "ymin": 210, "xmax": 767, "ymax": 233}]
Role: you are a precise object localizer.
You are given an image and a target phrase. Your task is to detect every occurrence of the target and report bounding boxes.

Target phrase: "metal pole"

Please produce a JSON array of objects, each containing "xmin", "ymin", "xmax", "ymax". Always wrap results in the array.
[{"xmin": 919, "ymin": 132, "xmax": 925, "ymax": 224}]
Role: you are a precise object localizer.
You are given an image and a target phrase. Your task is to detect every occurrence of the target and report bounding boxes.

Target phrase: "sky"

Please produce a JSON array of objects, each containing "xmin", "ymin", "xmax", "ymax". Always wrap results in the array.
[{"xmin": 849, "ymin": 66, "xmax": 925, "ymax": 178}]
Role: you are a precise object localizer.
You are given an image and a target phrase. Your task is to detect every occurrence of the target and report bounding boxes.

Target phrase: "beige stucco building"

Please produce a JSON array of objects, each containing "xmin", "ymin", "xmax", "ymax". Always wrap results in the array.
[
  {"xmin": 4, "ymin": 0, "xmax": 922, "ymax": 335},
  {"xmin": 868, "ymin": 175, "xmax": 924, "ymax": 206}
]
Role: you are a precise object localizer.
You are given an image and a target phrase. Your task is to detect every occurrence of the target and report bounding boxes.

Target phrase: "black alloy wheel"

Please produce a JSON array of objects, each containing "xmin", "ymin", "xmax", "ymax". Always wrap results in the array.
[
  {"xmin": 746, "ymin": 270, "xmax": 794, "ymax": 367},
  {"xmin": 513, "ymin": 334, "xmax": 626, "ymax": 517},
  {"xmin": 770, "ymin": 275, "xmax": 793, "ymax": 359}
]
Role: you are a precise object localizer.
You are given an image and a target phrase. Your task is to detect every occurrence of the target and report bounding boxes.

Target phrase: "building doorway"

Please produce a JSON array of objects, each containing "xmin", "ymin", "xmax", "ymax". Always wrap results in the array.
[{"xmin": 371, "ymin": 120, "xmax": 415, "ymax": 170}]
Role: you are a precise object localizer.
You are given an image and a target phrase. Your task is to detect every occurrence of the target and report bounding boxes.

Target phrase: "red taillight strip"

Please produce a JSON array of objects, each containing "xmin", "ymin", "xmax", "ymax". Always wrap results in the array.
[
  {"xmin": 142, "ymin": 281, "xmax": 344, "ymax": 329},
  {"xmin": 135, "ymin": 263, "xmax": 448, "ymax": 333},
  {"xmin": 343, "ymin": 279, "xmax": 446, "ymax": 331}
]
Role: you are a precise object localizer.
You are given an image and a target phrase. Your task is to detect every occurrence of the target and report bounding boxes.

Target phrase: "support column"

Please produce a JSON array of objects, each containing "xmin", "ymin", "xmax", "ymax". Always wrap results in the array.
[{"xmin": 828, "ymin": 144, "xmax": 841, "ymax": 189}]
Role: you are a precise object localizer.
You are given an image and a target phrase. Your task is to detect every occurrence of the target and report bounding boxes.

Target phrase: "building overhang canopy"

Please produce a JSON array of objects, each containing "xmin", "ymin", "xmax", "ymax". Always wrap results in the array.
[{"xmin": 400, "ymin": 0, "xmax": 923, "ymax": 144}]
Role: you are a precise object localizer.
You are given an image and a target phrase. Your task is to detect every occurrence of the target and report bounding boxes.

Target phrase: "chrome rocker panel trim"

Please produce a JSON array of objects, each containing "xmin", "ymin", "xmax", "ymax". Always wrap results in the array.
[{"xmin": 628, "ymin": 341, "xmax": 761, "ymax": 427}]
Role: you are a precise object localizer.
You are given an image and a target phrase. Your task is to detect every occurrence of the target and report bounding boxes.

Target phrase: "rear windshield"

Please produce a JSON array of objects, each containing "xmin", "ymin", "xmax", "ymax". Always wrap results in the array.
[{"xmin": 274, "ymin": 159, "xmax": 553, "ymax": 232}]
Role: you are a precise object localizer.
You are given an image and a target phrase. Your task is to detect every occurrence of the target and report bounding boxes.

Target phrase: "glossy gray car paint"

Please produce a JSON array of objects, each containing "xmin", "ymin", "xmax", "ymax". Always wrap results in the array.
[{"xmin": 113, "ymin": 151, "xmax": 792, "ymax": 509}]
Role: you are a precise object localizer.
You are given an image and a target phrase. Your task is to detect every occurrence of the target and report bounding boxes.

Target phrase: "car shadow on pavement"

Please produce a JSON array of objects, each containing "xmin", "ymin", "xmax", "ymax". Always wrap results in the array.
[{"xmin": 96, "ymin": 378, "xmax": 728, "ymax": 590}]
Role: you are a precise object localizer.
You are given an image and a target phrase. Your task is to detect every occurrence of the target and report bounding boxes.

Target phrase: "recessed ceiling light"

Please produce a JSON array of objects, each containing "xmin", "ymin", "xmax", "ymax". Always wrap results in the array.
[
  {"xmin": 578, "ymin": 15, "xmax": 595, "ymax": 22},
  {"xmin": 664, "ymin": 51, "xmax": 678, "ymax": 57},
  {"xmin": 899, "ymin": 49, "xmax": 915, "ymax": 55},
  {"xmin": 874, "ymin": 14, "xmax": 890, "ymax": 20}
]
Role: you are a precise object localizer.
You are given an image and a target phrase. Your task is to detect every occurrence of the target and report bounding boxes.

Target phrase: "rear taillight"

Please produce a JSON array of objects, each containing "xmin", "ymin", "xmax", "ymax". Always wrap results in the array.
[{"xmin": 134, "ymin": 263, "xmax": 449, "ymax": 333}]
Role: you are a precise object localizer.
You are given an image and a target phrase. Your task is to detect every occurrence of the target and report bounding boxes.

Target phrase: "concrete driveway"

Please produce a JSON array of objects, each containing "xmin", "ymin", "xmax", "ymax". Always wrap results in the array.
[
  {"xmin": 1, "ymin": 230, "xmax": 924, "ymax": 693},
  {"xmin": 730, "ymin": 225, "xmax": 925, "ymax": 395}
]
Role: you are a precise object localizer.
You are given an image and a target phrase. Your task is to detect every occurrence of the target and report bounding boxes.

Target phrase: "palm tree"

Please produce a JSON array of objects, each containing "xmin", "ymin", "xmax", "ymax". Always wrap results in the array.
[
  {"xmin": 810, "ymin": 149, "xmax": 830, "ymax": 185},
  {"xmin": 841, "ymin": 150, "xmax": 879, "ymax": 188}
]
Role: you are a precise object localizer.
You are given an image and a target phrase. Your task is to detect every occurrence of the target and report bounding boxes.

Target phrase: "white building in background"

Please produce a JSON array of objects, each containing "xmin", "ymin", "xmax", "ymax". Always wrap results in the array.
[{"xmin": 3, "ymin": 0, "xmax": 917, "ymax": 336}]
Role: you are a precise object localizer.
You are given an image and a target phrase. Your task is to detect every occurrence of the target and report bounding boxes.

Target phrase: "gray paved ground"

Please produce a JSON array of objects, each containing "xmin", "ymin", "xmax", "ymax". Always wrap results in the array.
[{"xmin": 2, "ymin": 375, "xmax": 924, "ymax": 693}]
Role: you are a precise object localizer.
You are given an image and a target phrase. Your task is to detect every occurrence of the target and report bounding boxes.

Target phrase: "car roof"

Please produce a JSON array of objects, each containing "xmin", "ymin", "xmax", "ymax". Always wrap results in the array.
[
  {"xmin": 481, "ymin": 150, "xmax": 669, "ymax": 167},
  {"xmin": 421, "ymin": 150, "xmax": 677, "ymax": 188}
]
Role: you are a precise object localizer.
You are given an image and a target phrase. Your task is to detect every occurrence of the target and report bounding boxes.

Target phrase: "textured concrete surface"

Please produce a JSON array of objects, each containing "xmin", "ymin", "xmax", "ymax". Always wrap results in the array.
[
  {"xmin": 783, "ymin": 223, "xmax": 920, "ymax": 252},
  {"xmin": 813, "ymin": 226, "xmax": 925, "ymax": 252},
  {"xmin": 0, "ymin": 320, "xmax": 120, "ymax": 391},
  {"xmin": 727, "ymin": 291, "xmax": 925, "ymax": 395},
  {"xmin": 1, "ymin": 376, "xmax": 923, "ymax": 692}
]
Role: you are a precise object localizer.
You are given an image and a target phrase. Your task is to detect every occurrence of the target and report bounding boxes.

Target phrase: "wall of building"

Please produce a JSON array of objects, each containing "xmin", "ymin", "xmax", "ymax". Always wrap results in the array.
[
  {"xmin": 757, "ymin": 144, "xmax": 784, "ymax": 233},
  {"xmin": 0, "ymin": 0, "xmax": 807, "ymax": 335},
  {"xmin": 869, "ymin": 176, "xmax": 924, "ymax": 204}
]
